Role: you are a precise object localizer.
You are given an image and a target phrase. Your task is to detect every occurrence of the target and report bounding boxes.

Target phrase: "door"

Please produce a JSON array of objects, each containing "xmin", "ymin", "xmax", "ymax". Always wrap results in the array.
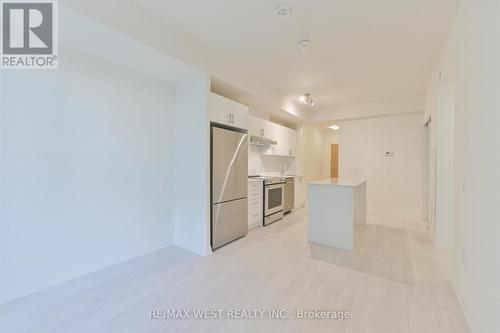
[
  {"xmin": 265, "ymin": 183, "xmax": 284, "ymax": 216},
  {"xmin": 212, "ymin": 198, "xmax": 248, "ymax": 250},
  {"xmin": 211, "ymin": 126, "xmax": 248, "ymax": 204},
  {"xmin": 330, "ymin": 144, "xmax": 339, "ymax": 178},
  {"xmin": 231, "ymin": 107, "xmax": 248, "ymax": 130}
]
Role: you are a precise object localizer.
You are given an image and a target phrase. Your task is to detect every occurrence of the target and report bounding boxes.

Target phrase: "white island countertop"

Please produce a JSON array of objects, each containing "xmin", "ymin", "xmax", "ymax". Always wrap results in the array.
[
  {"xmin": 307, "ymin": 178, "xmax": 367, "ymax": 251},
  {"xmin": 308, "ymin": 178, "xmax": 366, "ymax": 187}
]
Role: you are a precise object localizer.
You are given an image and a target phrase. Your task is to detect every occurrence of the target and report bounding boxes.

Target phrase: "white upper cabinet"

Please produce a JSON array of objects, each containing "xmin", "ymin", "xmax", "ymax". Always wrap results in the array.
[
  {"xmin": 248, "ymin": 115, "xmax": 297, "ymax": 157},
  {"xmin": 286, "ymin": 126, "xmax": 297, "ymax": 156},
  {"xmin": 208, "ymin": 93, "xmax": 248, "ymax": 129},
  {"xmin": 270, "ymin": 124, "xmax": 287, "ymax": 155},
  {"xmin": 248, "ymin": 116, "xmax": 272, "ymax": 138},
  {"xmin": 270, "ymin": 124, "xmax": 297, "ymax": 157}
]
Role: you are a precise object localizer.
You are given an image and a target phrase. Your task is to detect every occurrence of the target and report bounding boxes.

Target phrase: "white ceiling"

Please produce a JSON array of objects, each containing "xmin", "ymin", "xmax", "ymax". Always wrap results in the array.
[
  {"xmin": 66, "ymin": 0, "xmax": 459, "ymax": 116},
  {"xmin": 134, "ymin": 0, "xmax": 459, "ymax": 111}
]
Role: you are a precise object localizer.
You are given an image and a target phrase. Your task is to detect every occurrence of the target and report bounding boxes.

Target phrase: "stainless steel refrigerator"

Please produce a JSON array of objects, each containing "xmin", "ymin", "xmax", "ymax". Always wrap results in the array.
[{"xmin": 211, "ymin": 124, "xmax": 248, "ymax": 250}]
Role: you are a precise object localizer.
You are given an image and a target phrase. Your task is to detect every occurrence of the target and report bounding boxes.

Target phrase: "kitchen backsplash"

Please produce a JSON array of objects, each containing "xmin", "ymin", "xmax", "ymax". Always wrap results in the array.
[{"xmin": 249, "ymin": 145, "xmax": 297, "ymax": 176}]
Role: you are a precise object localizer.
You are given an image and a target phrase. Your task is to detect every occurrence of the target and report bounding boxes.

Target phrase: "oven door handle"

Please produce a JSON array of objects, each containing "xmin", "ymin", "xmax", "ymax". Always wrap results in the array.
[{"xmin": 266, "ymin": 183, "xmax": 285, "ymax": 190}]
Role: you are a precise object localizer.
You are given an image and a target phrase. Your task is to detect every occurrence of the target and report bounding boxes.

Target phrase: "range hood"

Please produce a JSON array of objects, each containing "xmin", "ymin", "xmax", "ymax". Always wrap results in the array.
[{"xmin": 250, "ymin": 135, "xmax": 277, "ymax": 146}]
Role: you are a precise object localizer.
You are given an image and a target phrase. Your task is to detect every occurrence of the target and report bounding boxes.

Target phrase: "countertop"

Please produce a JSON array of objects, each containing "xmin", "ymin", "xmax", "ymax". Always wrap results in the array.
[
  {"xmin": 255, "ymin": 173, "xmax": 303, "ymax": 178},
  {"xmin": 307, "ymin": 178, "xmax": 366, "ymax": 187}
]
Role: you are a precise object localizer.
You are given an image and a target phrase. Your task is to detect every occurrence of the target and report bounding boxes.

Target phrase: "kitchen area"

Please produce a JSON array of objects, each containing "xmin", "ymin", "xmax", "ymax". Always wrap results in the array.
[
  {"xmin": 209, "ymin": 92, "xmax": 305, "ymax": 250},
  {"xmin": 209, "ymin": 90, "xmax": 369, "ymax": 253},
  {"xmin": 247, "ymin": 114, "xmax": 304, "ymax": 228}
]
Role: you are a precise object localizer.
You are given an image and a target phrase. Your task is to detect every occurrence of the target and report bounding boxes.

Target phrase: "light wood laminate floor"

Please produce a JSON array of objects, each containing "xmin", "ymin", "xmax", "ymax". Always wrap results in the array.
[{"xmin": 0, "ymin": 209, "xmax": 470, "ymax": 333}]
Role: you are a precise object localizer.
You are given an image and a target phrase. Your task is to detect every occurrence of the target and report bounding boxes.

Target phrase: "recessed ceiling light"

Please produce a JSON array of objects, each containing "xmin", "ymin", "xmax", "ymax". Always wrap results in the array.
[
  {"xmin": 329, "ymin": 124, "xmax": 340, "ymax": 130},
  {"xmin": 275, "ymin": 4, "xmax": 292, "ymax": 18},
  {"xmin": 298, "ymin": 40, "xmax": 311, "ymax": 50}
]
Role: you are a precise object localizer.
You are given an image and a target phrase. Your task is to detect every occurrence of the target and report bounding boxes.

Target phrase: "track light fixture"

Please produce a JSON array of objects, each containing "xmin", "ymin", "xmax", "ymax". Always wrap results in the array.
[{"xmin": 300, "ymin": 93, "xmax": 315, "ymax": 106}]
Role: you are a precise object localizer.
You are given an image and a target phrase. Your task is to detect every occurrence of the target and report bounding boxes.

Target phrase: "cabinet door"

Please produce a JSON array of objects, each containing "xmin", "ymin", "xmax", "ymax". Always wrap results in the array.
[
  {"xmin": 248, "ymin": 180, "xmax": 263, "ymax": 228},
  {"xmin": 294, "ymin": 177, "xmax": 305, "ymax": 208},
  {"xmin": 249, "ymin": 116, "xmax": 272, "ymax": 137},
  {"xmin": 232, "ymin": 107, "xmax": 248, "ymax": 129},
  {"xmin": 287, "ymin": 127, "xmax": 297, "ymax": 156},
  {"xmin": 270, "ymin": 124, "xmax": 289, "ymax": 155},
  {"xmin": 208, "ymin": 93, "xmax": 248, "ymax": 129},
  {"xmin": 248, "ymin": 115, "xmax": 261, "ymax": 136},
  {"xmin": 260, "ymin": 120, "xmax": 273, "ymax": 138},
  {"xmin": 276, "ymin": 126, "xmax": 296, "ymax": 156}
]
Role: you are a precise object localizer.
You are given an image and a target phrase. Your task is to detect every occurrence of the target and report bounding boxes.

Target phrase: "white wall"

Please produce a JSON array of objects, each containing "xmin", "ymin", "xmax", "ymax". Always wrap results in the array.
[
  {"xmin": 425, "ymin": 1, "xmax": 500, "ymax": 331},
  {"xmin": 338, "ymin": 113, "xmax": 424, "ymax": 220},
  {"xmin": 173, "ymin": 77, "xmax": 211, "ymax": 256},
  {"xmin": 0, "ymin": 50, "xmax": 176, "ymax": 304},
  {"xmin": 248, "ymin": 146, "xmax": 295, "ymax": 176},
  {"xmin": 435, "ymin": 82, "xmax": 455, "ymax": 249},
  {"xmin": 0, "ymin": 6, "xmax": 210, "ymax": 304}
]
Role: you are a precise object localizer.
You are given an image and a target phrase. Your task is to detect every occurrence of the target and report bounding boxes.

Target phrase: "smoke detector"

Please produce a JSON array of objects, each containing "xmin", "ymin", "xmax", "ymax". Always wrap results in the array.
[
  {"xmin": 298, "ymin": 40, "xmax": 311, "ymax": 50},
  {"xmin": 275, "ymin": 4, "xmax": 292, "ymax": 18}
]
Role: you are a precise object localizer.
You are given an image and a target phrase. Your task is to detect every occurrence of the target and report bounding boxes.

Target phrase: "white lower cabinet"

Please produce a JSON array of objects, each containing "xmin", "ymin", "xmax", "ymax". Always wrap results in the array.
[
  {"xmin": 294, "ymin": 176, "xmax": 305, "ymax": 209},
  {"xmin": 248, "ymin": 179, "xmax": 263, "ymax": 229}
]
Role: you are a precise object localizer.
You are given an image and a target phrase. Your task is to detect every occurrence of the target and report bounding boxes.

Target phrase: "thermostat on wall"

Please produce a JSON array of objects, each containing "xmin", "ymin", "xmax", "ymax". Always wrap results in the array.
[{"xmin": 385, "ymin": 151, "xmax": 394, "ymax": 157}]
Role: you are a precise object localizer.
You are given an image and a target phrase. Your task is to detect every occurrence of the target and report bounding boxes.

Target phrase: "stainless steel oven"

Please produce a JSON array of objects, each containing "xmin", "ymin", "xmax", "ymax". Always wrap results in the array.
[{"xmin": 264, "ymin": 177, "xmax": 285, "ymax": 225}]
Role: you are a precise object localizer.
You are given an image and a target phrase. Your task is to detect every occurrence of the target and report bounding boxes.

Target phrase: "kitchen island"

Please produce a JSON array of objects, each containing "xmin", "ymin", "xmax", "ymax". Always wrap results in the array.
[{"xmin": 307, "ymin": 178, "xmax": 367, "ymax": 251}]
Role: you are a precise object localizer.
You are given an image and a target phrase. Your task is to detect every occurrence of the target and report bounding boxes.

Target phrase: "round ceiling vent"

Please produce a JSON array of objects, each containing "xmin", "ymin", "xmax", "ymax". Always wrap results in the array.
[
  {"xmin": 298, "ymin": 40, "xmax": 311, "ymax": 50},
  {"xmin": 275, "ymin": 4, "xmax": 292, "ymax": 18}
]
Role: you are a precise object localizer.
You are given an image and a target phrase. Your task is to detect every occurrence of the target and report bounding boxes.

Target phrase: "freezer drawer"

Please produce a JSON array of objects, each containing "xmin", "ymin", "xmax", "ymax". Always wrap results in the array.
[{"xmin": 211, "ymin": 198, "xmax": 248, "ymax": 250}]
